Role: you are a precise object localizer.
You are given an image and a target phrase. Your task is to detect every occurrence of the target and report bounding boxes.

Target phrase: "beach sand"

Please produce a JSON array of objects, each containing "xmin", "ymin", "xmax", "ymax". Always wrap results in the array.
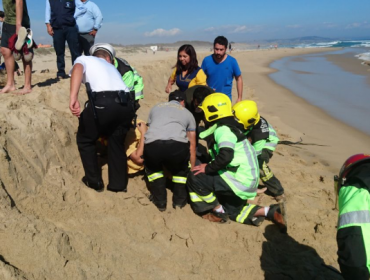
[{"xmin": 0, "ymin": 46, "xmax": 368, "ymax": 279}]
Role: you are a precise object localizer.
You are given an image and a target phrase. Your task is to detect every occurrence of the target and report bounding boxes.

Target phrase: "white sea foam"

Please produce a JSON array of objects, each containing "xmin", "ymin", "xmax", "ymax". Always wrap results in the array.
[{"xmin": 355, "ymin": 52, "xmax": 370, "ymax": 62}]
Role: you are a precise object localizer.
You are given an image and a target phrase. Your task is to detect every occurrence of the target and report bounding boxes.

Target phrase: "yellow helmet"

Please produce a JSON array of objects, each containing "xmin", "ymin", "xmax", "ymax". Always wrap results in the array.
[
  {"xmin": 232, "ymin": 100, "xmax": 260, "ymax": 129},
  {"xmin": 198, "ymin": 93, "xmax": 233, "ymax": 122}
]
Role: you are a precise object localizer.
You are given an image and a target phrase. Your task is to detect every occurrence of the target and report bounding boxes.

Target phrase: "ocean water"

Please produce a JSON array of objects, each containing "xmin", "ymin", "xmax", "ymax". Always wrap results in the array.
[{"xmin": 269, "ymin": 47, "xmax": 370, "ymax": 135}]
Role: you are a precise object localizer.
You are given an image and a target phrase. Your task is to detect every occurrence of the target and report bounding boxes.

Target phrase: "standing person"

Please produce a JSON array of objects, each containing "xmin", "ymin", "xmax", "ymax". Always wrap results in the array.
[
  {"xmin": 45, "ymin": 0, "xmax": 81, "ymax": 79},
  {"xmin": 334, "ymin": 154, "xmax": 370, "ymax": 280},
  {"xmin": 144, "ymin": 90, "xmax": 197, "ymax": 211},
  {"xmin": 187, "ymin": 93, "xmax": 286, "ymax": 232},
  {"xmin": 0, "ymin": 0, "xmax": 32, "ymax": 94},
  {"xmin": 233, "ymin": 100, "xmax": 285, "ymax": 201},
  {"xmin": 165, "ymin": 44, "xmax": 207, "ymax": 93},
  {"xmin": 75, "ymin": 0, "xmax": 103, "ymax": 56},
  {"xmin": 201, "ymin": 36, "xmax": 243, "ymax": 102},
  {"xmin": 69, "ymin": 43, "xmax": 135, "ymax": 192},
  {"xmin": 229, "ymin": 42, "xmax": 232, "ymax": 53},
  {"xmin": 0, "ymin": 10, "xmax": 4, "ymax": 64}
]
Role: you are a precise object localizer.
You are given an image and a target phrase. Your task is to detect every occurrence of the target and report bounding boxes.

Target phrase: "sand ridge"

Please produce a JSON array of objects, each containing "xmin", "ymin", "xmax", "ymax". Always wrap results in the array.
[{"xmin": 0, "ymin": 46, "xmax": 363, "ymax": 279}]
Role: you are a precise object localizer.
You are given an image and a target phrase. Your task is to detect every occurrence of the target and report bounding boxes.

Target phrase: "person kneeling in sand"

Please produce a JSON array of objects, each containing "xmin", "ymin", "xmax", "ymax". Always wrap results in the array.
[
  {"xmin": 187, "ymin": 93, "xmax": 286, "ymax": 232},
  {"xmin": 334, "ymin": 154, "xmax": 370, "ymax": 280},
  {"xmin": 233, "ymin": 100, "xmax": 285, "ymax": 202}
]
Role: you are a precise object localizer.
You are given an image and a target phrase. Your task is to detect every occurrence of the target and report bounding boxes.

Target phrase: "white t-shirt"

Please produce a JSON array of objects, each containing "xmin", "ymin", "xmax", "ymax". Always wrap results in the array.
[{"xmin": 70, "ymin": 56, "xmax": 129, "ymax": 92}]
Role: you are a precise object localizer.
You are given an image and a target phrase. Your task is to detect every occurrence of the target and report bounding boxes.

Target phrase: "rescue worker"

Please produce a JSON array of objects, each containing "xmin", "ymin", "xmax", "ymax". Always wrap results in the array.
[
  {"xmin": 233, "ymin": 100, "xmax": 285, "ymax": 201},
  {"xmin": 335, "ymin": 154, "xmax": 370, "ymax": 279},
  {"xmin": 89, "ymin": 43, "xmax": 144, "ymax": 109},
  {"xmin": 69, "ymin": 43, "xmax": 135, "ymax": 192},
  {"xmin": 144, "ymin": 90, "xmax": 197, "ymax": 211},
  {"xmin": 188, "ymin": 93, "xmax": 286, "ymax": 231}
]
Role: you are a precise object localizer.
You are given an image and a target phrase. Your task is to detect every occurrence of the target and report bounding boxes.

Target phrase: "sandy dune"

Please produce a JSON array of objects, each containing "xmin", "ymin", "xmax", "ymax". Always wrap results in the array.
[{"xmin": 0, "ymin": 46, "xmax": 368, "ymax": 279}]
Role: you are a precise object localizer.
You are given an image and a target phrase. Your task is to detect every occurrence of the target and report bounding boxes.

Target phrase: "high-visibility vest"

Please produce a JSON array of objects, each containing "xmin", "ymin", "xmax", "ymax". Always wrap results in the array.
[
  {"xmin": 338, "ymin": 185, "xmax": 370, "ymax": 274},
  {"xmin": 114, "ymin": 57, "xmax": 144, "ymax": 101},
  {"xmin": 200, "ymin": 123, "xmax": 259, "ymax": 200}
]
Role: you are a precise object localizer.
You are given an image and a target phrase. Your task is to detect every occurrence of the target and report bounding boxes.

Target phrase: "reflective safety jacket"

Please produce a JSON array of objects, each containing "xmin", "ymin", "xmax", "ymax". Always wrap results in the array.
[
  {"xmin": 337, "ymin": 167, "xmax": 370, "ymax": 279},
  {"xmin": 245, "ymin": 116, "xmax": 279, "ymax": 156},
  {"xmin": 200, "ymin": 119, "xmax": 259, "ymax": 200},
  {"xmin": 114, "ymin": 57, "xmax": 144, "ymax": 100}
]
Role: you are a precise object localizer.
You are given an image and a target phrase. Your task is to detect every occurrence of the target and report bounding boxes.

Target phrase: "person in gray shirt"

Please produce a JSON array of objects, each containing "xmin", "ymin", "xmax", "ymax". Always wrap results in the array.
[{"xmin": 144, "ymin": 90, "xmax": 196, "ymax": 211}]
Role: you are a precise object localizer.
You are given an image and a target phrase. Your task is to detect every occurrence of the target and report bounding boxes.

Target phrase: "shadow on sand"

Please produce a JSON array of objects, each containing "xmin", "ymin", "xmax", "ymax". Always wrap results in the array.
[{"xmin": 261, "ymin": 225, "xmax": 343, "ymax": 280}]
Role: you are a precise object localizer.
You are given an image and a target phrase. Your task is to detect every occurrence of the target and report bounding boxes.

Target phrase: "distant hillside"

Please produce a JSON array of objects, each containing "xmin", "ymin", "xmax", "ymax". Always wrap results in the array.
[{"xmin": 265, "ymin": 36, "xmax": 335, "ymax": 44}]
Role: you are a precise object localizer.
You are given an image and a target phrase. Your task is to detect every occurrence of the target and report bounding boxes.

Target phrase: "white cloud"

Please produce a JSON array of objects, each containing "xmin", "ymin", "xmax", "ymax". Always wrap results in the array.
[
  {"xmin": 204, "ymin": 25, "xmax": 261, "ymax": 34},
  {"xmin": 144, "ymin": 28, "xmax": 181, "ymax": 37},
  {"xmin": 346, "ymin": 21, "xmax": 370, "ymax": 29}
]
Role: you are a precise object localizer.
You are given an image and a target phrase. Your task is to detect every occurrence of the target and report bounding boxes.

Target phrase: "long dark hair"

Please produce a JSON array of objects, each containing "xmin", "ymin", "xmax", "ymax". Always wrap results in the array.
[{"xmin": 175, "ymin": 44, "xmax": 199, "ymax": 75}]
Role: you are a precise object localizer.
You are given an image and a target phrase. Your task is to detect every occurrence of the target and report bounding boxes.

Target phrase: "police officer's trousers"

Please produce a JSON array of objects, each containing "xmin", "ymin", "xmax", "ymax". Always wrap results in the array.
[
  {"xmin": 258, "ymin": 149, "xmax": 284, "ymax": 196},
  {"xmin": 77, "ymin": 92, "xmax": 135, "ymax": 191},
  {"xmin": 187, "ymin": 171, "xmax": 261, "ymax": 225},
  {"xmin": 144, "ymin": 140, "xmax": 190, "ymax": 208}
]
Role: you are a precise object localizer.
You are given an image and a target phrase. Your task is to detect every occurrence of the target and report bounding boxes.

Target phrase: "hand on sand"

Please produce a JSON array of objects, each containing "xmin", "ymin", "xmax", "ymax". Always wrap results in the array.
[{"xmin": 70, "ymin": 100, "xmax": 81, "ymax": 117}]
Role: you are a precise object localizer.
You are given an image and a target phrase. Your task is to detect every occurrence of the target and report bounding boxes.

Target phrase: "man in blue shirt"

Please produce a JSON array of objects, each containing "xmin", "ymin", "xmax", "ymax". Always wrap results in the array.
[
  {"xmin": 201, "ymin": 36, "xmax": 243, "ymax": 102},
  {"xmin": 75, "ymin": 0, "xmax": 103, "ymax": 56},
  {"xmin": 45, "ymin": 0, "xmax": 81, "ymax": 79}
]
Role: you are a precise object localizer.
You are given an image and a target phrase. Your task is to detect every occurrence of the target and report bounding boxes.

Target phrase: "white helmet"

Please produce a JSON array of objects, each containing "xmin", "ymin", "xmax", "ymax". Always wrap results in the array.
[{"xmin": 89, "ymin": 43, "xmax": 116, "ymax": 61}]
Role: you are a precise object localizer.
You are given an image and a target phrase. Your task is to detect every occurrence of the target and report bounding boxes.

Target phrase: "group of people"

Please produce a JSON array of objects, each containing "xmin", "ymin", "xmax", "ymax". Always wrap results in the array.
[
  {"xmin": 68, "ymin": 37, "xmax": 370, "ymax": 278},
  {"xmin": 1, "ymin": 1, "xmax": 368, "ymax": 278}
]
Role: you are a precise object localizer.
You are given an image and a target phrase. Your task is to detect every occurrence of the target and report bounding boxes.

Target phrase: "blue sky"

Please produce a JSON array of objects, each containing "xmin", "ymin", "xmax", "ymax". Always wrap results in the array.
[{"xmin": 2, "ymin": 0, "xmax": 370, "ymax": 45}]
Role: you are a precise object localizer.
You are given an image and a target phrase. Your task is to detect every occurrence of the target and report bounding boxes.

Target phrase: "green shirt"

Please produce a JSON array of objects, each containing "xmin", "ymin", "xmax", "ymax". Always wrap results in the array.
[{"xmin": 3, "ymin": 0, "xmax": 30, "ymax": 27}]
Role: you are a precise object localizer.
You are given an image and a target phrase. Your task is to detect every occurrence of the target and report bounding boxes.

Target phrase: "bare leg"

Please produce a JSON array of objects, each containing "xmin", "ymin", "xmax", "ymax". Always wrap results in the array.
[
  {"xmin": 16, "ymin": 54, "xmax": 32, "ymax": 95},
  {"xmin": 0, "ymin": 47, "xmax": 16, "ymax": 93}
]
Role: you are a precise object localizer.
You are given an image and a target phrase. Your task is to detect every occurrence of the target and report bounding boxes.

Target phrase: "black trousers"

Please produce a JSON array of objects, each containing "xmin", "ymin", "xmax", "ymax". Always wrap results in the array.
[
  {"xmin": 144, "ymin": 140, "xmax": 190, "ymax": 207},
  {"xmin": 77, "ymin": 92, "xmax": 134, "ymax": 191},
  {"xmin": 187, "ymin": 171, "xmax": 261, "ymax": 225},
  {"xmin": 258, "ymin": 149, "xmax": 284, "ymax": 196}
]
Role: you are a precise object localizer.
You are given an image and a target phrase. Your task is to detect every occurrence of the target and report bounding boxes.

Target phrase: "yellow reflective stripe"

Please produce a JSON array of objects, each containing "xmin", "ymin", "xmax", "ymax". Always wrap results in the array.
[
  {"xmin": 147, "ymin": 171, "xmax": 164, "ymax": 182},
  {"xmin": 236, "ymin": 204, "xmax": 257, "ymax": 224},
  {"xmin": 261, "ymin": 162, "xmax": 273, "ymax": 181},
  {"xmin": 189, "ymin": 192, "xmax": 217, "ymax": 203},
  {"xmin": 172, "ymin": 176, "xmax": 187, "ymax": 184},
  {"xmin": 190, "ymin": 192, "xmax": 203, "ymax": 202}
]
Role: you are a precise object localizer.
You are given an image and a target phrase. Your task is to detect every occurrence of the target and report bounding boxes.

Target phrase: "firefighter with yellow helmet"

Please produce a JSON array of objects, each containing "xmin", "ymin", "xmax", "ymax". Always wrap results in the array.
[
  {"xmin": 334, "ymin": 154, "xmax": 370, "ymax": 279},
  {"xmin": 233, "ymin": 100, "xmax": 285, "ymax": 202},
  {"xmin": 188, "ymin": 93, "xmax": 286, "ymax": 231}
]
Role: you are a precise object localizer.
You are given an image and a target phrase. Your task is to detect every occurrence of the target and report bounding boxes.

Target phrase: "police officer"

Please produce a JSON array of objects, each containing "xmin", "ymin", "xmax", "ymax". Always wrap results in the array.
[
  {"xmin": 335, "ymin": 154, "xmax": 370, "ymax": 279},
  {"xmin": 69, "ymin": 43, "xmax": 135, "ymax": 192},
  {"xmin": 233, "ymin": 100, "xmax": 285, "ymax": 201},
  {"xmin": 90, "ymin": 43, "xmax": 144, "ymax": 108},
  {"xmin": 144, "ymin": 90, "xmax": 196, "ymax": 211},
  {"xmin": 188, "ymin": 93, "xmax": 286, "ymax": 231},
  {"xmin": 45, "ymin": 0, "xmax": 81, "ymax": 79}
]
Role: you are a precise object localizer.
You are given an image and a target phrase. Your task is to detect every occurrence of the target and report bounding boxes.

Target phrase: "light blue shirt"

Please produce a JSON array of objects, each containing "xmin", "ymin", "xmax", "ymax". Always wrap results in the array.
[{"xmin": 74, "ymin": 0, "xmax": 103, "ymax": 33}]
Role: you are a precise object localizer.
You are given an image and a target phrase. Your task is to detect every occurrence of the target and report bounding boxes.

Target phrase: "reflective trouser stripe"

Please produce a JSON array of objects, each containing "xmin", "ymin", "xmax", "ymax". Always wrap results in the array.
[
  {"xmin": 189, "ymin": 192, "xmax": 217, "ymax": 203},
  {"xmin": 261, "ymin": 162, "xmax": 273, "ymax": 181},
  {"xmin": 147, "ymin": 171, "xmax": 164, "ymax": 182},
  {"xmin": 236, "ymin": 204, "xmax": 257, "ymax": 224},
  {"xmin": 338, "ymin": 210, "xmax": 370, "ymax": 228},
  {"xmin": 172, "ymin": 176, "xmax": 187, "ymax": 184}
]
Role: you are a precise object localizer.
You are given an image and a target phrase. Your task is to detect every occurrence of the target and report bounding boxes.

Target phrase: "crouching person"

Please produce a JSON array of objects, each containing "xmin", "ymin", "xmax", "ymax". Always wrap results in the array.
[
  {"xmin": 188, "ymin": 93, "xmax": 286, "ymax": 232},
  {"xmin": 144, "ymin": 90, "xmax": 196, "ymax": 211},
  {"xmin": 233, "ymin": 100, "xmax": 285, "ymax": 202}
]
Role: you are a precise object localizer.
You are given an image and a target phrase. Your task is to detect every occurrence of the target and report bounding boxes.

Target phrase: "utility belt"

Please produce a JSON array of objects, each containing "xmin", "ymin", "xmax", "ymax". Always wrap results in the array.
[{"xmin": 92, "ymin": 90, "xmax": 134, "ymax": 105}]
